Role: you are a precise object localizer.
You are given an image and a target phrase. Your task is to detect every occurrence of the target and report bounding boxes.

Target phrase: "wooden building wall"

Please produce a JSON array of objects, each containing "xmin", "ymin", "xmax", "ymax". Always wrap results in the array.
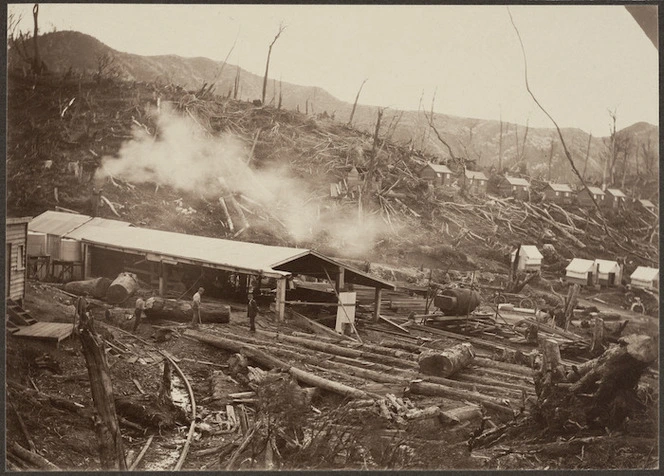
[{"xmin": 6, "ymin": 222, "xmax": 28, "ymax": 302}]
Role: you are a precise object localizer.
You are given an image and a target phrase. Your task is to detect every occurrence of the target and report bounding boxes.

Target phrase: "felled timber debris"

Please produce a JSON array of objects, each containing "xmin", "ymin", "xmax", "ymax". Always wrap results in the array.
[
  {"xmin": 144, "ymin": 296, "xmax": 230, "ymax": 323},
  {"xmin": 417, "ymin": 343, "xmax": 475, "ymax": 378},
  {"xmin": 534, "ymin": 334, "xmax": 657, "ymax": 431},
  {"xmin": 184, "ymin": 329, "xmax": 370, "ymax": 399},
  {"xmin": 64, "ymin": 277, "xmax": 112, "ymax": 299},
  {"xmin": 76, "ymin": 301, "xmax": 127, "ymax": 470},
  {"xmin": 106, "ymin": 272, "xmax": 139, "ymax": 304}
]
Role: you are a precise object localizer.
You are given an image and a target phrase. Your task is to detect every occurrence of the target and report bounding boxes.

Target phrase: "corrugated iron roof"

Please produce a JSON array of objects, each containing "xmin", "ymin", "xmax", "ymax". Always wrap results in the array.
[
  {"xmin": 594, "ymin": 259, "xmax": 620, "ymax": 273},
  {"xmin": 547, "ymin": 183, "xmax": 573, "ymax": 193},
  {"xmin": 79, "ymin": 225, "xmax": 302, "ymax": 278},
  {"xmin": 606, "ymin": 188, "xmax": 627, "ymax": 198},
  {"xmin": 465, "ymin": 170, "xmax": 488, "ymax": 181},
  {"xmin": 630, "ymin": 266, "xmax": 658, "ymax": 282},
  {"xmin": 65, "ymin": 217, "xmax": 133, "ymax": 240},
  {"xmin": 583, "ymin": 186, "xmax": 605, "ymax": 196},
  {"xmin": 566, "ymin": 258, "xmax": 595, "ymax": 273},
  {"xmin": 504, "ymin": 176, "xmax": 530, "ymax": 187},
  {"xmin": 422, "ymin": 163, "xmax": 452, "ymax": 174},
  {"xmin": 29, "ymin": 211, "xmax": 92, "ymax": 236}
]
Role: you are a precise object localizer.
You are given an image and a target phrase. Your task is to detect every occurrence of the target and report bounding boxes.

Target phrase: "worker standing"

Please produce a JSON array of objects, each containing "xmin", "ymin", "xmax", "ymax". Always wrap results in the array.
[
  {"xmin": 191, "ymin": 287, "xmax": 204, "ymax": 329},
  {"xmin": 247, "ymin": 292, "xmax": 258, "ymax": 332},
  {"xmin": 132, "ymin": 296, "xmax": 145, "ymax": 332}
]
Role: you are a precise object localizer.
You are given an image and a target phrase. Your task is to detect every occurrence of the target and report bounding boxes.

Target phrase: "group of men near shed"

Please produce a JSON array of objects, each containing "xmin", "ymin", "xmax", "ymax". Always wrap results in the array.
[{"xmin": 132, "ymin": 285, "xmax": 260, "ymax": 332}]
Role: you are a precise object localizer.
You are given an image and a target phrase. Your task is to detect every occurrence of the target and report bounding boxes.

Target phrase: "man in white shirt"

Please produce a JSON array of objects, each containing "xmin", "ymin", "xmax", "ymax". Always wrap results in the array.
[
  {"xmin": 132, "ymin": 296, "xmax": 145, "ymax": 332},
  {"xmin": 190, "ymin": 287, "xmax": 204, "ymax": 328}
]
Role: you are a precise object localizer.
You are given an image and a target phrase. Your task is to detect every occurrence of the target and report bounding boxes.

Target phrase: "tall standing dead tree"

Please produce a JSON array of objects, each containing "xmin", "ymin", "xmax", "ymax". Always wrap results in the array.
[
  {"xmin": 348, "ymin": 78, "xmax": 368, "ymax": 126},
  {"xmin": 262, "ymin": 24, "xmax": 286, "ymax": 105},
  {"xmin": 32, "ymin": 4, "xmax": 43, "ymax": 75},
  {"xmin": 77, "ymin": 302, "xmax": 126, "ymax": 470}
]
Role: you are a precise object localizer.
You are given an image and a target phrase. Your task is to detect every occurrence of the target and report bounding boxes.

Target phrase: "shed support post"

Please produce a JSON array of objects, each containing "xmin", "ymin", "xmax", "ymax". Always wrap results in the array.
[
  {"xmin": 335, "ymin": 267, "xmax": 345, "ymax": 293},
  {"xmin": 83, "ymin": 244, "xmax": 92, "ymax": 279},
  {"xmin": 373, "ymin": 287, "xmax": 382, "ymax": 323},
  {"xmin": 158, "ymin": 262, "xmax": 166, "ymax": 296},
  {"xmin": 276, "ymin": 278, "xmax": 286, "ymax": 322}
]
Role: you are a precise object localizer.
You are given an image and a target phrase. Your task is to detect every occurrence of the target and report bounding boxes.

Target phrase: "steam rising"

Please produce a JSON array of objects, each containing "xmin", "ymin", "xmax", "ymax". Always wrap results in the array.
[{"xmin": 98, "ymin": 107, "xmax": 395, "ymax": 256}]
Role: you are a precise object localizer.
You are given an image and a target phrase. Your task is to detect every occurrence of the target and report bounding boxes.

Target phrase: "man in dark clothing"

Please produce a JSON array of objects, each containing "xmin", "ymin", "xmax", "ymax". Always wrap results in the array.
[{"xmin": 247, "ymin": 293, "xmax": 258, "ymax": 332}]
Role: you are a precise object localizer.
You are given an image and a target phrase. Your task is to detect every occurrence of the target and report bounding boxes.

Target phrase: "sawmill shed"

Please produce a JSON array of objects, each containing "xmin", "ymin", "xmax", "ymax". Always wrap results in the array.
[
  {"xmin": 27, "ymin": 211, "xmax": 132, "ymax": 280},
  {"xmin": 6, "ymin": 217, "xmax": 31, "ymax": 304},
  {"xmin": 31, "ymin": 211, "xmax": 395, "ymax": 321}
]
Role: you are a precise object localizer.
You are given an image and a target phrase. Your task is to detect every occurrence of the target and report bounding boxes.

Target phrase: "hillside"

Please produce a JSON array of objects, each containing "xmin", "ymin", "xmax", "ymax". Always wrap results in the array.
[
  {"xmin": 7, "ymin": 66, "xmax": 659, "ymax": 280},
  {"xmin": 10, "ymin": 31, "xmax": 659, "ymax": 187}
]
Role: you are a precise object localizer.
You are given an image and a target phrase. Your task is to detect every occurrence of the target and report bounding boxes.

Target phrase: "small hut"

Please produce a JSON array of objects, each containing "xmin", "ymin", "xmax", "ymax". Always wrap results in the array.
[
  {"xmin": 543, "ymin": 183, "xmax": 574, "ymax": 204},
  {"xmin": 630, "ymin": 266, "xmax": 659, "ymax": 291},
  {"xmin": 576, "ymin": 186, "xmax": 605, "ymax": 207},
  {"xmin": 594, "ymin": 259, "xmax": 622, "ymax": 287},
  {"xmin": 510, "ymin": 245, "xmax": 543, "ymax": 273},
  {"xmin": 565, "ymin": 258, "xmax": 597, "ymax": 286},
  {"xmin": 419, "ymin": 163, "xmax": 453, "ymax": 186}
]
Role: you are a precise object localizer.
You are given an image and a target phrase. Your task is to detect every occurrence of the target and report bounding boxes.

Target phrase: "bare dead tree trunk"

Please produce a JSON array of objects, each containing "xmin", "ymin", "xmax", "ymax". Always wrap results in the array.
[
  {"xmin": 507, "ymin": 7, "xmax": 650, "ymax": 262},
  {"xmin": 582, "ymin": 132, "xmax": 592, "ymax": 181},
  {"xmin": 498, "ymin": 114, "xmax": 504, "ymax": 172},
  {"xmin": 620, "ymin": 146, "xmax": 629, "ymax": 190},
  {"xmin": 261, "ymin": 24, "xmax": 286, "ymax": 105},
  {"xmin": 77, "ymin": 306, "xmax": 127, "ymax": 470},
  {"xmin": 212, "ymin": 33, "xmax": 238, "ymax": 84},
  {"xmin": 547, "ymin": 137, "xmax": 555, "ymax": 182},
  {"xmin": 278, "ymin": 78, "xmax": 283, "ymax": 110},
  {"xmin": 348, "ymin": 78, "xmax": 368, "ymax": 126},
  {"xmin": 32, "ymin": 4, "xmax": 42, "ymax": 75},
  {"xmin": 233, "ymin": 66, "xmax": 241, "ymax": 100}
]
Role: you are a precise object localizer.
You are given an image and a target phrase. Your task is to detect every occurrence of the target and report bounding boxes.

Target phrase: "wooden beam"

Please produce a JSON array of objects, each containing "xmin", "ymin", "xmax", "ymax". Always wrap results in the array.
[
  {"xmin": 276, "ymin": 278, "xmax": 286, "ymax": 322},
  {"xmin": 335, "ymin": 266, "xmax": 345, "ymax": 292},
  {"xmin": 373, "ymin": 287, "xmax": 382, "ymax": 323},
  {"xmin": 158, "ymin": 262, "xmax": 165, "ymax": 296}
]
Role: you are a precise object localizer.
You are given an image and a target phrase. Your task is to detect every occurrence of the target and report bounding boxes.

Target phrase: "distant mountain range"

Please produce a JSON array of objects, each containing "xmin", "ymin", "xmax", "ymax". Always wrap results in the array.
[{"xmin": 13, "ymin": 31, "xmax": 658, "ymax": 184}]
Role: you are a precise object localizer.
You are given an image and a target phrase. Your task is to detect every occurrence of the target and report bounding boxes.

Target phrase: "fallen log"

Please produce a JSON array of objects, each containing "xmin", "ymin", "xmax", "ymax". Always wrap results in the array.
[
  {"xmin": 128, "ymin": 435, "xmax": 154, "ymax": 471},
  {"xmin": 438, "ymin": 404, "xmax": 483, "ymax": 426},
  {"xmin": 64, "ymin": 277, "xmax": 112, "ymax": 299},
  {"xmin": 288, "ymin": 309, "xmax": 352, "ymax": 340},
  {"xmin": 417, "ymin": 343, "xmax": 475, "ymax": 378},
  {"xmin": 257, "ymin": 330, "xmax": 414, "ymax": 369},
  {"xmin": 106, "ymin": 272, "xmax": 139, "ymax": 304},
  {"xmin": 407, "ymin": 380, "xmax": 515, "ymax": 418},
  {"xmin": 144, "ymin": 297, "xmax": 230, "ymax": 324},
  {"xmin": 185, "ymin": 330, "xmax": 369, "ymax": 399},
  {"xmin": 10, "ymin": 442, "xmax": 60, "ymax": 471}
]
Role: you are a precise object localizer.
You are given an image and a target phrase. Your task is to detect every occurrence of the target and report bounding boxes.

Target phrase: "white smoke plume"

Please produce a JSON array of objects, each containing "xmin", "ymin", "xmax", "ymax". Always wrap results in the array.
[{"xmin": 97, "ymin": 106, "xmax": 398, "ymax": 257}]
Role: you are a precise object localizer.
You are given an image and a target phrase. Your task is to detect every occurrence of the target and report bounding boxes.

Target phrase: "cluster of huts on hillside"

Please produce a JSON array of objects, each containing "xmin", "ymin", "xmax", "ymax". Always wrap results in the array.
[
  {"xmin": 416, "ymin": 163, "xmax": 656, "ymax": 211},
  {"xmin": 510, "ymin": 244, "xmax": 659, "ymax": 291}
]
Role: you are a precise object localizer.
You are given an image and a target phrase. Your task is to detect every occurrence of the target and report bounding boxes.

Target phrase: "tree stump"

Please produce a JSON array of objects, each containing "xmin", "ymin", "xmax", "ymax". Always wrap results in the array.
[
  {"xmin": 77, "ymin": 308, "xmax": 126, "ymax": 469},
  {"xmin": 107, "ymin": 272, "xmax": 139, "ymax": 304}
]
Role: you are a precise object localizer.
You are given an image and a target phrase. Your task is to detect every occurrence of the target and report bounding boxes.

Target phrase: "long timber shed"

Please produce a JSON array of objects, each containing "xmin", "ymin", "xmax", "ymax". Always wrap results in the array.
[{"xmin": 71, "ymin": 221, "xmax": 394, "ymax": 321}]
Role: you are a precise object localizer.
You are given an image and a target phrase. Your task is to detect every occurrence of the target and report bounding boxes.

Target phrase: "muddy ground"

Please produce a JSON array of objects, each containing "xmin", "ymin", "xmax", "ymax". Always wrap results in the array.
[{"xmin": 5, "ymin": 280, "xmax": 658, "ymax": 470}]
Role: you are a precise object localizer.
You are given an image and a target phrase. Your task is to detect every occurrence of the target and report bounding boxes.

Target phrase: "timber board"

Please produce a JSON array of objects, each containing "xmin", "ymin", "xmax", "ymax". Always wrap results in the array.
[{"xmin": 12, "ymin": 322, "xmax": 74, "ymax": 343}]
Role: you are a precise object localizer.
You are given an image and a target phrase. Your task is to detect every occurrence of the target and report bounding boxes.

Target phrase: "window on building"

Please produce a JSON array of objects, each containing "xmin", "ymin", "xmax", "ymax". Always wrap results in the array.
[
  {"xmin": 436, "ymin": 173, "xmax": 441, "ymax": 177},
  {"xmin": 512, "ymin": 186, "xmax": 516, "ymax": 191},
  {"xmin": 17, "ymin": 245, "xmax": 25, "ymax": 270},
  {"xmin": 555, "ymin": 191, "xmax": 560, "ymax": 196}
]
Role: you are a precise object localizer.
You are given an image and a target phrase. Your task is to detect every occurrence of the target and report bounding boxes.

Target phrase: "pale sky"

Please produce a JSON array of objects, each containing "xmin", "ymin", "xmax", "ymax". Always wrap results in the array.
[{"xmin": 8, "ymin": 4, "xmax": 659, "ymax": 134}]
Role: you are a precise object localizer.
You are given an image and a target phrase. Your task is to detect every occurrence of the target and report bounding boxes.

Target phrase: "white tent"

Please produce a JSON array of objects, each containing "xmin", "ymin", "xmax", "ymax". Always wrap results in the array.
[
  {"xmin": 565, "ymin": 258, "xmax": 596, "ymax": 286},
  {"xmin": 594, "ymin": 259, "xmax": 622, "ymax": 287},
  {"xmin": 630, "ymin": 266, "xmax": 659, "ymax": 290},
  {"xmin": 510, "ymin": 245, "xmax": 543, "ymax": 272}
]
